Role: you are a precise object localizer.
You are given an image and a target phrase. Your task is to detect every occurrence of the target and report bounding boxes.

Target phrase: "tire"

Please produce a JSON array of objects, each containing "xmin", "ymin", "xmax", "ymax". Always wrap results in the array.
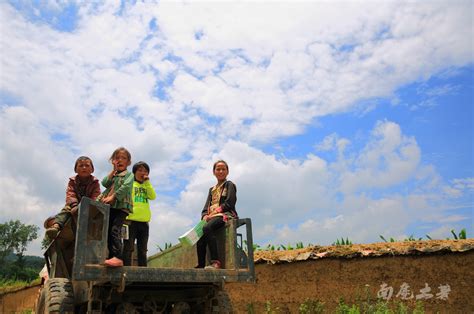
[
  {"xmin": 209, "ymin": 290, "xmax": 233, "ymax": 314},
  {"xmin": 44, "ymin": 278, "xmax": 75, "ymax": 313},
  {"xmin": 35, "ymin": 287, "xmax": 46, "ymax": 314},
  {"xmin": 171, "ymin": 302, "xmax": 191, "ymax": 314}
]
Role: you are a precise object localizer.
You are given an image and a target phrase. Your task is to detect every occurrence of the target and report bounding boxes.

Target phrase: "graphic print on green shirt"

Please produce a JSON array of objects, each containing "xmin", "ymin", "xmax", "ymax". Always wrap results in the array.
[{"xmin": 134, "ymin": 186, "xmax": 149, "ymax": 204}]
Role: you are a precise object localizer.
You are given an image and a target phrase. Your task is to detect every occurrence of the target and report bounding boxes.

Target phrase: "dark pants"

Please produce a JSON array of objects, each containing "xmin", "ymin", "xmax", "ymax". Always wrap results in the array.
[
  {"xmin": 123, "ymin": 221, "xmax": 149, "ymax": 266},
  {"xmin": 196, "ymin": 216, "xmax": 225, "ymax": 267},
  {"xmin": 54, "ymin": 205, "xmax": 76, "ymax": 228},
  {"xmin": 107, "ymin": 209, "xmax": 128, "ymax": 260}
]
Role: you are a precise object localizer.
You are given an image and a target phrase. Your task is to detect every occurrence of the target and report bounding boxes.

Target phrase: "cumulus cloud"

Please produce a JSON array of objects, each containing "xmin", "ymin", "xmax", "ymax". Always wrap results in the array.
[
  {"xmin": 0, "ymin": 1, "xmax": 472, "ymax": 254},
  {"xmin": 172, "ymin": 120, "xmax": 470, "ymax": 247}
]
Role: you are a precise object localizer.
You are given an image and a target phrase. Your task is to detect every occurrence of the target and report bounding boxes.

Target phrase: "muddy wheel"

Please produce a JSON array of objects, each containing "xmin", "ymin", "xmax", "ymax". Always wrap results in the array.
[
  {"xmin": 210, "ymin": 291, "xmax": 233, "ymax": 314},
  {"xmin": 171, "ymin": 301, "xmax": 190, "ymax": 314},
  {"xmin": 35, "ymin": 287, "xmax": 46, "ymax": 314},
  {"xmin": 115, "ymin": 302, "xmax": 138, "ymax": 314},
  {"xmin": 45, "ymin": 278, "xmax": 74, "ymax": 313}
]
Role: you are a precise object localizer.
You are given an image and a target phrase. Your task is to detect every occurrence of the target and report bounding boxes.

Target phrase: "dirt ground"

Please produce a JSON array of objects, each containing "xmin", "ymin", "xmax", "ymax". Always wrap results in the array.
[
  {"xmin": 226, "ymin": 239, "xmax": 474, "ymax": 313},
  {"xmin": 2, "ymin": 239, "xmax": 473, "ymax": 313}
]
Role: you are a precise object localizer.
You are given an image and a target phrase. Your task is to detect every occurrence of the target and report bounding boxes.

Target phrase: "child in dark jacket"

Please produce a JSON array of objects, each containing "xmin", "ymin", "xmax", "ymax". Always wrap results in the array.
[
  {"xmin": 196, "ymin": 160, "xmax": 238, "ymax": 269},
  {"xmin": 46, "ymin": 156, "xmax": 101, "ymax": 239}
]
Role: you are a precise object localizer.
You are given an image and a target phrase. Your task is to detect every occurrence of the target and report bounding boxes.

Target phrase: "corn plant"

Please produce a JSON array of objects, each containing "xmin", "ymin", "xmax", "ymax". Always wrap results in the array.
[
  {"xmin": 156, "ymin": 242, "xmax": 173, "ymax": 252},
  {"xmin": 379, "ymin": 235, "xmax": 395, "ymax": 242},
  {"xmin": 333, "ymin": 237, "xmax": 352, "ymax": 246},
  {"xmin": 243, "ymin": 240, "xmax": 261, "ymax": 252},
  {"xmin": 404, "ymin": 235, "xmax": 423, "ymax": 241},
  {"xmin": 450, "ymin": 228, "xmax": 467, "ymax": 240},
  {"xmin": 266, "ymin": 244, "xmax": 276, "ymax": 251}
]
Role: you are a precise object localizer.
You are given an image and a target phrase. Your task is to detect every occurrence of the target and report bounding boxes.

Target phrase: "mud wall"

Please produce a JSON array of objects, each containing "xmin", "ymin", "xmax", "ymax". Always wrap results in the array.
[
  {"xmin": 225, "ymin": 251, "xmax": 474, "ymax": 313},
  {"xmin": 2, "ymin": 251, "xmax": 473, "ymax": 313},
  {"xmin": 0, "ymin": 285, "xmax": 40, "ymax": 314}
]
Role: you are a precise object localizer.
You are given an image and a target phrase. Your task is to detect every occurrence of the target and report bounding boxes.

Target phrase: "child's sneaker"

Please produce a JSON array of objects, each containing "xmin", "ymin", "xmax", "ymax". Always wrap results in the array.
[
  {"xmin": 104, "ymin": 257, "xmax": 123, "ymax": 267},
  {"xmin": 45, "ymin": 224, "xmax": 60, "ymax": 239}
]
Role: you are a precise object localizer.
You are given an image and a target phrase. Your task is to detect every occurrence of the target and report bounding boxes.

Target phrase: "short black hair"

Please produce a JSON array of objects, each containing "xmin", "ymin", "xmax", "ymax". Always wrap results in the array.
[
  {"xmin": 213, "ymin": 160, "xmax": 229, "ymax": 171},
  {"xmin": 74, "ymin": 156, "xmax": 94, "ymax": 172},
  {"xmin": 132, "ymin": 161, "xmax": 150, "ymax": 174}
]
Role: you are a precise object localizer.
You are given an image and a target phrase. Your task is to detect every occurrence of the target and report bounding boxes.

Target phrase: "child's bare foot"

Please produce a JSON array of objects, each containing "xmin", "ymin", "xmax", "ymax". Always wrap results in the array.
[{"xmin": 104, "ymin": 257, "xmax": 123, "ymax": 267}]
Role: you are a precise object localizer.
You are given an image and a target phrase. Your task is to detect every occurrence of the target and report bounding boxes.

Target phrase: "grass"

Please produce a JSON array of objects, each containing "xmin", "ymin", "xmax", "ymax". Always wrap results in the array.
[
  {"xmin": 249, "ymin": 298, "xmax": 426, "ymax": 314},
  {"xmin": 0, "ymin": 277, "xmax": 40, "ymax": 295}
]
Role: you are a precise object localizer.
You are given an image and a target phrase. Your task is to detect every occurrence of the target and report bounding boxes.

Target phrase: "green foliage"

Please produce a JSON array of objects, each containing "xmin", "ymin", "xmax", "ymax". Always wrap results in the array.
[
  {"xmin": 0, "ymin": 220, "xmax": 39, "ymax": 265},
  {"xmin": 380, "ymin": 233, "xmax": 442, "ymax": 242},
  {"xmin": 244, "ymin": 240, "xmax": 261, "ymax": 252},
  {"xmin": 264, "ymin": 300, "xmax": 279, "ymax": 314},
  {"xmin": 0, "ymin": 261, "xmax": 40, "ymax": 282},
  {"xmin": 413, "ymin": 301, "xmax": 425, "ymax": 314},
  {"xmin": 251, "ymin": 241, "xmax": 312, "ymax": 252},
  {"xmin": 450, "ymin": 228, "xmax": 467, "ymax": 240},
  {"xmin": 395, "ymin": 301, "xmax": 409, "ymax": 314},
  {"xmin": 254, "ymin": 298, "xmax": 426, "ymax": 314},
  {"xmin": 0, "ymin": 277, "xmax": 41, "ymax": 293},
  {"xmin": 333, "ymin": 237, "xmax": 352, "ymax": 246},
  {"xmin": 336, "ymin": 297, "xmax": 425, "ymax": 314},
  {"xmin": 266, "ymin": 244, "xmax": 275, "ymax": 251},
  {"xmin": 279, "ymin": 243, "xmax": 294, "ymax": 250},
  {"xmin": 156, "ymin": 242, "xmax": 173, "ymax": 252},
  {"xmin": 404, "ymin": 235, "xmax": 423, "ymax": 241},
  {"xmin": 299, "ymin": 298, "xmax": 325, "ymax": 313},
  {"xmin": 0, "ymin": 220, "xmax": 40, "ymax": 282},
  {"xmin": 336, "ymin": 298, "xmax": 359, "ymax": 314},
  {"xmin": 379, "ymin": 235, "xmax": 395, "ymax": 242},
  {"xmin": 246, "ymin": 302, "xmax": 255, "ymax": 314}
]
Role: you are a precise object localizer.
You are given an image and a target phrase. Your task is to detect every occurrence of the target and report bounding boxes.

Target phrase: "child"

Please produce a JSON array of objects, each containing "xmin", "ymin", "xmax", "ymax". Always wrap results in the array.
[
  {"xmin": 196, "ymin": 160, "xmax": 238, "ymax": 269},
  {"xmin": 46, "ymin": 156, "xmax": 101, "ymax": 239},
  {"xmin": 123, "ymin": 161, "xmax": 156, "ymax": 266},
  {"xmin": 98, "ymin": 147, "xmax": 134, "ymax": 267}
]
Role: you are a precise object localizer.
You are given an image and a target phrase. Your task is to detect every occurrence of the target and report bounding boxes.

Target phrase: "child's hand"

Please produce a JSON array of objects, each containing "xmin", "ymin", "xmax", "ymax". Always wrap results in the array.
[
  {"xmin": 102, "ymin": 194, "xmax": 115, "ymax": 205},
  {"xmin": 112, "ymin": 160, "xmax": 119, "ymax": 171},
  {"xmin": 108, "ymin": 161, "xmax": 118, "ymax": 178},
  {"xmin": 70, "ymin": 205, "xmax": 79, "ymax": 214},
  {"xmin": 143, "ymin": 174, "xmax": 149, "ymax": 181}
]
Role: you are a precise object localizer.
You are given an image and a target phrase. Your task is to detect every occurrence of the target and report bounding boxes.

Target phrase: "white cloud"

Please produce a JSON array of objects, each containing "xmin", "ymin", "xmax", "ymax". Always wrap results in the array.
[
  {"xmin": 0, "ymin": 2, "xmax": 472, "ymax": 254},
  {"xmin": 167, "ymin": 120, "xmax": 469, "ymax": 247}
]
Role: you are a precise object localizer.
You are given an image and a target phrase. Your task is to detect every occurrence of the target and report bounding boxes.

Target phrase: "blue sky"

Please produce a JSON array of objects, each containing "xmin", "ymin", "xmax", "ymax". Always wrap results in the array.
[{"xmin": 0, "ymin": 1, "xmax": 472, "ymax": 256}]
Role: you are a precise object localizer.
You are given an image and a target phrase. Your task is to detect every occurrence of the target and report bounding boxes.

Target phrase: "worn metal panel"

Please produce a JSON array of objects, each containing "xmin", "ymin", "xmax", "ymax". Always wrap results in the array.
[
  {"xmin": 79, "ymin": 265, "xmax": 254, "ymax": 283},
  {"xmin": 72, "ymin": 197, "xmax": 110, "ymax": 281},
  {"xmin": 71, "ymin": 199, "xmax": 255, "ymax": 284}
]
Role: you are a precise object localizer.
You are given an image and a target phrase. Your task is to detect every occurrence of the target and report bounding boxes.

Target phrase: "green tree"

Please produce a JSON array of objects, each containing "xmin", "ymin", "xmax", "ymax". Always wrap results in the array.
[{"xmin": 0, "ymin": 220, "xmax": 39, "ymax": 266}]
